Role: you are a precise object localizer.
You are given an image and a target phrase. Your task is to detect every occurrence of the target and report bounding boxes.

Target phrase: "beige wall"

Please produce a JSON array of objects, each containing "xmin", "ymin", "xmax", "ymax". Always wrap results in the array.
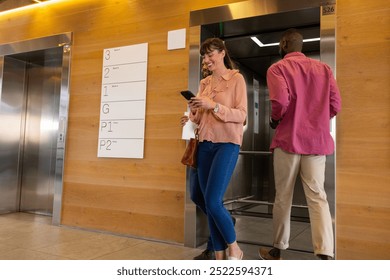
[{"xmin": 0, "ymin": 0, "xmax": 388, "ymax": 259}]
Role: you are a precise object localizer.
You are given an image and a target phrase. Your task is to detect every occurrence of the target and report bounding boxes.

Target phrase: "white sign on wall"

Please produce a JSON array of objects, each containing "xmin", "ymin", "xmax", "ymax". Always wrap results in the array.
[{"xmin": 98, "ymin": 43, "xmax": 148, "ymax": 158}]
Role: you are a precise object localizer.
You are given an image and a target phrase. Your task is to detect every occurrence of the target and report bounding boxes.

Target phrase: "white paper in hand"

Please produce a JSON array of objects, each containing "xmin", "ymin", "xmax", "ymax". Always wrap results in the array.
[{"xmin": 181, "ymin": 112, "xmax": 197, "ymax": 140}]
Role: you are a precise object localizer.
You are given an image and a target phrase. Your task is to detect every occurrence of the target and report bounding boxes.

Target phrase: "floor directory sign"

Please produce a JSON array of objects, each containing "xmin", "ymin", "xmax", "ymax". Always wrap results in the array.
[{"xmin": 98, "ymin": 43, "xmax": 148, "ymax": 158}]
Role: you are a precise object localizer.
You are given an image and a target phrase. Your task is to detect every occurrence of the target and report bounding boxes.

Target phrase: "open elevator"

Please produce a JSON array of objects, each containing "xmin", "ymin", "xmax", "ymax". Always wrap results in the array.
[
  {"xmin": 184, "ymin": 0, "xmax": 337, "ymax": 255},
  {"xmin": 0, "ymin": 33, "xmax": 72, "ymax": 225}
]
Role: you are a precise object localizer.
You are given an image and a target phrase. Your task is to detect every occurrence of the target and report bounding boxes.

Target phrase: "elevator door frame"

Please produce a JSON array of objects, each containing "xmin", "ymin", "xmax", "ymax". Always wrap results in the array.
[
  {"xmin": 185, "ymin": 0, "xmax": 337, "ymax": 248},
  {"xmin": 0, "ymin": 33, "xmax": 72, "ymax": 225}
]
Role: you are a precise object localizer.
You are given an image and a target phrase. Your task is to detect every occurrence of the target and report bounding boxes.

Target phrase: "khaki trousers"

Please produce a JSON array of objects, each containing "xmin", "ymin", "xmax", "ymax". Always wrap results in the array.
[{"xmin": 272, "ymin": 148, "xmax": 334, "ymax": 257}]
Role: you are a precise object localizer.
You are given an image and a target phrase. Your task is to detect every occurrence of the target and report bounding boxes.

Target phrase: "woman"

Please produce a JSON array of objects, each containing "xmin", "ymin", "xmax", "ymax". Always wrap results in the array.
[
  {"xmin": 180, "ymin": 59, "xmax": 215, "ymax": 260},
  {"xmin": 188, "ymin": 38, "xmax": 247, "ymax": 260}
]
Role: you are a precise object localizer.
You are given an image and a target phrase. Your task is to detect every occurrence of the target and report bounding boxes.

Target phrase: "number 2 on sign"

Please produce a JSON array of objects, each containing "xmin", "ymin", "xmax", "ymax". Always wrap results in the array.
[
  {"xmin": 104, "ymin": 67, "xmax": 110, "ymax": 78},
  {"xmin": 99, "ymin": 139, "xmax": 115, "ymax": 150}
]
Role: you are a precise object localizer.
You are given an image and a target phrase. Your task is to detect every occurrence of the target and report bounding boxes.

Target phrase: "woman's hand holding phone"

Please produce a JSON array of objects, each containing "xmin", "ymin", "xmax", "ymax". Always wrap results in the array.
[
  {"xmin": 189, "ymin": 96, "xmax": 215, "ymax": 111},
  {"xmin": 180, "ymin": 90, "xmax": 196, "ymax": 100}
]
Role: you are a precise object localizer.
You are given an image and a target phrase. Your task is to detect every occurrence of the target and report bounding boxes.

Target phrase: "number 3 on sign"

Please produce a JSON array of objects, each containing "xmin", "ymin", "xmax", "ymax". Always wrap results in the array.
[{"xmin": 104, "ymin": 50, "xmax": 111, "ymax": 60}]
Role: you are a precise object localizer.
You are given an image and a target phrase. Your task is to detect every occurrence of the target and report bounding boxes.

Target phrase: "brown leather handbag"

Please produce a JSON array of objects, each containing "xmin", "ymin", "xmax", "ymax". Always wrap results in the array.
[{"xmin": 181, "ymin": 129, "xmax": 199, "ymax": 169}]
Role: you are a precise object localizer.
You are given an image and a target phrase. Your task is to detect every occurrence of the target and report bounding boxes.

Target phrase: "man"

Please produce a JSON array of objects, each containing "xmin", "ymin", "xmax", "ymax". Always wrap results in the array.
[{"xmin": 259, "ymin": 29, "xmax": 341, "ymax": 260}]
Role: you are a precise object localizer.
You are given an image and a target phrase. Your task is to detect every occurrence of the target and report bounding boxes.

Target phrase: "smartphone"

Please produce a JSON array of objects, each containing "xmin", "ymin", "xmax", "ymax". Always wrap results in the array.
[{"xmin": 180, "ymin": 90, "xmax": 196, "ymax": 100}]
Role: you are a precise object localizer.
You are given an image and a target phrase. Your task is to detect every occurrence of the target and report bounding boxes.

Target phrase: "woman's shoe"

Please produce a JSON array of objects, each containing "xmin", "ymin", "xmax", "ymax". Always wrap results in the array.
[{"xmin": 227, "ymin": 250, "xmax": 243, "ymax": 260}]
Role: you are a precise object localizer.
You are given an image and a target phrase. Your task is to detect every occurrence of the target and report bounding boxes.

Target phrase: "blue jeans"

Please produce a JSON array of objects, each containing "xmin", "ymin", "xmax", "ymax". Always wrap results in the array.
[
  {"xmin": 197, "ymin": 141, "xmax": 239, "ymax": 251},
  {"xmin": 189, "ymin": 168, "xmax": 213, "ymax": 251}
]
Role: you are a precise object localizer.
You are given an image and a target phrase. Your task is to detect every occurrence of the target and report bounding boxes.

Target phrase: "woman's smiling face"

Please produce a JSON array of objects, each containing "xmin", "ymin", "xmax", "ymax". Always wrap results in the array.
[{"xmin": 202, "ymin": 49, "xmax": 225, "ymax": 72}]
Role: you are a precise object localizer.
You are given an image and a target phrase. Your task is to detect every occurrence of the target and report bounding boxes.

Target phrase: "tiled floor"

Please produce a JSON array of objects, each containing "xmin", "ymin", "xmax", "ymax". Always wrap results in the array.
[
  {"xmin": 0, "ymin": 212, "xmax": 317, "ymax": 260},
  {"xmin": 234, "ymin": 215, "xmax": 317, "ymax": 260}
]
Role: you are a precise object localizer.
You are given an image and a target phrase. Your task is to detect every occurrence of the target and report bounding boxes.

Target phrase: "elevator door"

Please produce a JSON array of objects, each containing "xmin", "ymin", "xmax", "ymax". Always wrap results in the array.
[
  {"xmin": 186, "ymin": 1, "xmax": 336, "ymax": 249},
  {"xmin": 0, "ymin": 48, "xmax": 62, "ymax": 216}
]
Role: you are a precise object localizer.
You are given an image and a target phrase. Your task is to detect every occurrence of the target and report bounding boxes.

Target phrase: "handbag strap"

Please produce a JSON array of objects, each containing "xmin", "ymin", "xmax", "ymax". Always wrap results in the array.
[{"xmin": 194, "ymin": 128, "xmax": 199, "ymax": 140}]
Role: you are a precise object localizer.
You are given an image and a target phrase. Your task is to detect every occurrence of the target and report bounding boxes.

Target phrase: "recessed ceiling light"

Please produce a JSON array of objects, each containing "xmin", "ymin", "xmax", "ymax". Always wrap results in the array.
[
  {"xmin": 250, "ymin": 37, "xmax": 279, "ymax": 47},
  {"xmin": 251, "ymin": 36, "xmax": 320, "ymax": 48}
]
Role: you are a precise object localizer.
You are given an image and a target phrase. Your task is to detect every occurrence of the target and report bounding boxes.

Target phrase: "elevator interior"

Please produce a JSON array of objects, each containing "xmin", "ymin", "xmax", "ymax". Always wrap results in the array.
[
  {"xmin": 0, "ymin": 33, "xmax": 72, "ymax": 225},
  {"xmin": 185, "ymin": 0, "xmax": 336, "ymax": 252}
]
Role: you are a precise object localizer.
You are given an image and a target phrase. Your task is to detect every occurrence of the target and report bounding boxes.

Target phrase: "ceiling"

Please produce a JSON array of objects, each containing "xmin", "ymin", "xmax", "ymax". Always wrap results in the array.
[{"xmin": 201, "ymin": 7, "xmax": 321, "ymax": 79}]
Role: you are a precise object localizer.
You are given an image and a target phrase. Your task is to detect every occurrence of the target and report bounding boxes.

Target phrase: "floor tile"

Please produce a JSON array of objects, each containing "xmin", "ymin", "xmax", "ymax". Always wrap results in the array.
[{"xmin": 0, "ymin": 212, "xmax": 320, "ymax": 260}]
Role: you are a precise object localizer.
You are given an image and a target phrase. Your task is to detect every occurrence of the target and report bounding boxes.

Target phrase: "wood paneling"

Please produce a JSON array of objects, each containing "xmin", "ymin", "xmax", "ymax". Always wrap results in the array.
[
  {"xmin": 60, "ymin": 1, "xmax": 200, "ymax": 243},
  {"xmin": 336, "ymin": 0, "xmax": 390, "ymax": 259},
  {"xmin": 0, "ymin": 0, "xmax": 388, "ymax": 256}
]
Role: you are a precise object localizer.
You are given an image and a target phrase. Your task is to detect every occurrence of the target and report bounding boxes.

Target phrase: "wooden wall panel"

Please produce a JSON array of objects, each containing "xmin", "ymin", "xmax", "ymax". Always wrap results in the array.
[
  {"xmin": 0, "ymin": 0, "xmax": 388, "ymax": 256},
  {"xmin": 336, "ymin": 0, "xmax": 390, "ymax": 259},
  {"xmin": 61, "ymin": 182, "xmax": 184, "ymax": 241}
]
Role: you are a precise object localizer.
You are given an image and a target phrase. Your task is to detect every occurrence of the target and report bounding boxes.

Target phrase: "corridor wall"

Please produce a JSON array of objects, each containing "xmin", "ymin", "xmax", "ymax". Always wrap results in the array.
[{"xmin": 0, "ymin": 0, "xmax": 388, "ymax": 259}]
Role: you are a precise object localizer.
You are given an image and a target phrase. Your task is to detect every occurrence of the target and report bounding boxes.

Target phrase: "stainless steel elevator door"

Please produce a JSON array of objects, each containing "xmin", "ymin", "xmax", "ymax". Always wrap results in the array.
[
  {"xmin": 0, "ymin": 56, "xmax": 26, "ymax": 214},
  {"xmin": 0, "ymin": 48, "xmax": 62, "ymax": 216}
]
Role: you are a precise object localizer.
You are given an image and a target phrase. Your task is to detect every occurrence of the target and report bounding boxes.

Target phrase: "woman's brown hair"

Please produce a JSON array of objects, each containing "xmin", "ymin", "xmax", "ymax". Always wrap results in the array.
[{"xmin": 200, "ymin": 38, "xmax": 236, "ymax": 70}]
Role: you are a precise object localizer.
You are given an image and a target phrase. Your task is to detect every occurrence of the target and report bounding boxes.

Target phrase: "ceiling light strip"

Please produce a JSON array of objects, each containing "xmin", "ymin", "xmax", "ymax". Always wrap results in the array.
[{"xmin": 251, "ymin": 37, "xmax": 320, "ymax": 48}]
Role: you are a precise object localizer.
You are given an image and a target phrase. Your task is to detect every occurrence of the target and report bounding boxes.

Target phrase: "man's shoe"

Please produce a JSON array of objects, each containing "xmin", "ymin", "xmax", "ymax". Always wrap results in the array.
[
  {"xmin": 258, "ymin": 247, "xmax": 281, "ymax": 260},
  {"xmin": 318, "ymin": 254, "xmax": 332, "ymax": 260},
  {"xmin": 193, "ymin": 249, "xmax": 215, "ymax": 260}
]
